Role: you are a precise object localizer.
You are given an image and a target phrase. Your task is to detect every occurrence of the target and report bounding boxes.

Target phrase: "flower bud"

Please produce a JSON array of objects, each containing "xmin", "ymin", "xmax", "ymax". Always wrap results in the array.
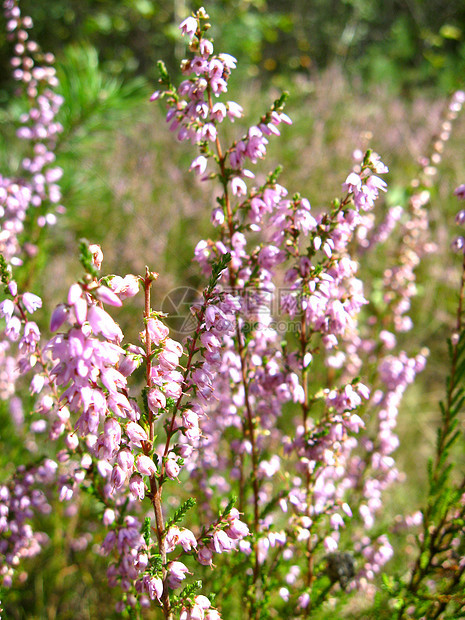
[
  {"xmin": 136, "ymin": 454, "xmax": 157, "ymax": 476},
  {"xmin": 129, "ymin": 474, "xmax": 145, "ymax": 500}
]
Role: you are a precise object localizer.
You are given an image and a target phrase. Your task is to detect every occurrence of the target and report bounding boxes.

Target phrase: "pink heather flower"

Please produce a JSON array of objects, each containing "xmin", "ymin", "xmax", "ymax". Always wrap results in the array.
[
  {"xmin": 30, "ymin": 374, "xmax": 46, "ymax": 394},
  {"xmin": 88, "ymin": 244, "xmax": 103, "ymax": 268},
  {"xmin": 94, "ymin": 286, "xmax": 122, "ymax": 307},
  {"xmin": 179, "ymin": 16, "xmax": 197, "ymax": 39},
  {"xmin": 87, "ymin": 305, "xmax": 123, "ymax": 342},
  {"xmin": 231, "ymin": 177, "xmax": 247, "ymax": 196},
  {"xmin": 103, "ymin": 508, "xmax": 116, "ymax": 526},
  {"xmin": 0, "ymin": 299, "xmax": 15, "ymax": 320},
  {"xmin": 50, "ymin": 304, "xmax": 68, "ymax": 331},
  {"xmin": 146, "ymin": 317, "xmax": 169, "ymax": 344},
  {"xmin": 108, "ymin": 274, "xmax": 140, "ymax": 299},
  {"xmin": 136, "ymin": 454, "xmax": 157, "ymax": 476},
  {"xmin": 324, "ymin": 536, "xmax": 338, "ymax": 552},
  {"xmin": 22, "ymin": 292, "xmax": 42, "ymax": 313},
  {"xmin": 226, "ymin": 101, "xmax": 243, "ymax": 120},
  {"xmin": 197, "ymin": 545, "xmax": 213, "ymax": 566},
  {"xmin": 226, "ymin": 518, "xmax": 249, "ymax": 540},
  {"xmin": 119, "ymin": 349, "xmax": 143, "ymax": 377},
  {"xmin": 165, "ymin": 526, "xmax": 198, "ymax": 553},
  {"xmin": 369, "ymin": 152, "xmax": 389, "ymax": 173},
  {"xmin": 343, "ymin": 172, "xmax": 362, "ymax": 193},
  {"xmin": 451, "ymin": 236, "xmax": 465, "ymax": 252},
  {"xmin": 165, "ymin": 338, "xmax": 183, "ymax": 356},
  {"xmin": 218, "ymin": 53, "xmax": 237, "ymax": 69},
  {"xmin": 129, "ymin": 473, "xmax": 145, "ymax": 500},
  {"xmin": 167, "ymin": 561, "xmax": 190, "ymax": 589},
  {"xmin": 190, "ymin": 155, "xmax": 208, "ymax": 176},
  {"xmin": 8, "ymin": 281, "xmax": 18, "ymax": 297},
  {"xmin": 211, "ymin": 208, "xmax": 225, "ymax": 226},
  {"xmin": 330, "ymin": 513, "xmax": 345, "ymax": 530},
  {"xmin": 143, "ymin": 575, "xmax": 163, "ymax": 600},
  {"xmin": 178, "ymin": 528, "xmax": 198, "ymax": 552},
  {"xmin": 73, "ymin": 296, "xmax": 87, "ymax": 324},
  {"xmin": 67, "ymin": 283, "xmax": 82, "ymax": 305},
  {"xmin": 455, "ymin": 184, "xmax": 465, "ymax": 200},
  {"xmin": 148, "ymin": 387, "xmax": 166, "ymax": 411},
  {"xmin": 163, "ymin": 378, "xmax": 182, "ymax": 399},
  {"xmin": 200, "ymin": 39, "xmax": 214, "ymax": 57},
  {"xmin": 195, "ymin": 596, "xmax": 211, "ymax": 611},
  {"xmin": 117, "ymin": 448, "xmax": 135, "ymax": 471},
  {"xmin": 5, "ymin": 316, "xmax": 21, "ymax": 340},
  {"xmin": 212, "ymin": 529, "xmax": 233, "ymax": 553},
  {"xmin": 125, "ymin": 421, "xmax": 148, "ymax": 446},
  {"xmin": 110, "ymin": 464, "xmax": 126, "ymax": 490},
  {"xmin": 65, "ymin": 432, "xmax": 79, "ymax": 451},
  {"xmin": 165, "ymin": 453, "xmax": 181, "ymax": 479},
  {"xmin": 211, "ymin": 102, "xmax": 227, "ymax": 122},
  {"xmin": 202, "ymin": 123, "xmax": 217, "ymax": 142},
  {"xmin": 298, "ymin": 593, "xmax": 310, "ymax": 609},
  {"xmin": 455, "ymin": 210, "xmax": 465, "ymax": 225},
  {"xmin": 366, "ymin": 174, "xmax": 387, "ymax": 193}
]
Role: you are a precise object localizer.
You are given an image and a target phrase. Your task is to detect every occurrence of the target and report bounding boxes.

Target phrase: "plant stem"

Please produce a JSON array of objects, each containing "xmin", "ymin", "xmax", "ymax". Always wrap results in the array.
[{"xmin": 142, "ymin": 271, "xmax": 171, "ymax": 619}]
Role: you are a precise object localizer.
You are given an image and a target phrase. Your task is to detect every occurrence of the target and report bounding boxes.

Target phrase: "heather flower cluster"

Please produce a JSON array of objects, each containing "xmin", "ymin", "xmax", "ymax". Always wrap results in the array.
[{"xmin": 1, "ymin": 4, "xmax": 465, "ymax": 619}]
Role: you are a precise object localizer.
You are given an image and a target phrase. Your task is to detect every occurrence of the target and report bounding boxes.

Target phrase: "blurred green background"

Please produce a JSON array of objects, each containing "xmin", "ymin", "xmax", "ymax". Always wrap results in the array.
[{"xmin": 1, "ymin": 1, "xmax": 465, "ymax": 618}]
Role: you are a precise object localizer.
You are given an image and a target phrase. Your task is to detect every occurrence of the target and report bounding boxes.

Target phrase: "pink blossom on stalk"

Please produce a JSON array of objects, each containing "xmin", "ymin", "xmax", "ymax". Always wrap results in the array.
[
  {"xmin": 165, "ymin": 453, "xmax": 181, "ymax": 479},
  {"xmin": 167, "ymin": 561, "xmax": 190, "ymax": 589},
  {"xmin": 165, "ymin": 526, "xmax": 198, "ymax": 553},
  {"xmin": 21, "ymin": 292, "xmax": 42, "ymax": 313},
  {"xmin": 454, "ymin": 184, "xmax": 465, "ymax": 199},
  {"xmin": 125, "ymin": 422, "xmax": 148, "ymax": 446},
  {"xmin": 129, "ymin": 473, "xmax": 145, "ymax": 500},
  {"xmin": 108, "ymin": 274, "xmax": 140, "ymax": 299},
  {"xmin": 110, "ymin": 464, "xmax": 126, "ymax": 491},
  {"xmin": 94, "ymin": 286, "xmax": 123, "ymax": 307},
  {"xmin": 179, "ymin": 16, "xmax": 197, "ymax": 39},
  {"xmin": 117, "ymin": 447, "xmax": 134, "ymax": 471},
  {"xmin": 147, "ymin": 387, "xmax": 166, "ymax": 411},
  {"xmin": 190, "ymin": 155, "xmax": 208, "ymax": 175},
  {"xmin": 197, "ymin": 545, "xmax": 213, "ymax": 566},
  {"xmin": 212, "ymin": 529, "xmax": 233, "ymax": 553},
  {"xmin": 146, "ymin": 317, "xmax": 169, "ymax": 344},
  {"xmin": 231, "ymin": 177, "xmax": 247, "ymax": 196},
  {"xmin": 87, "ymin": 305, "xmax": 123, "ymax": 342},
  {"xmin": 135, "ymin": 454, "xmax": 157, "ymax": 476},
  {"xmin": 0, "ymin": 299, "xmax": 15, "ymax": 320},
  {"xmin": 67, "ymin": 283, "xmax": 82, "ymax": 305},
  {"xmin": 49, "ymin": 304, "xmax": 68, "ymax": 331},
  {"xmin": 142, "ymin": 574, "xmax": 163, "ymax": 600}
]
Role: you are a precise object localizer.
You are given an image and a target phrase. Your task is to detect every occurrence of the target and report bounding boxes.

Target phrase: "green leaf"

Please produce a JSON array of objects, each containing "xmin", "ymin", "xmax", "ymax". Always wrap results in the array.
[{"xmin": 164, "ymin": 497, "xmax": 196, "ymax": 531}]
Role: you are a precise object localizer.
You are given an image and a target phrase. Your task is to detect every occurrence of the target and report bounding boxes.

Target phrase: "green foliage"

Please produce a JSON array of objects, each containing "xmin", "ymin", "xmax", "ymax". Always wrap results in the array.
[
  {"xmin": 207, "ymin": 252, "xmax": 232, "ymax": 291},
  {"xmin": 56, "ymin": 44, "xmax": 147, "ymax": 145},
  {"xmin": 1, "ymin": 1, "xmax": 465, "ymax": 97},
  {"xmin": 78, "ymin": 238, "xmax": 99, "ymax": 278},
  {"xmin": 142, "ymin": 516, "xmax": 152, "ymax": 546},
  {"xmin": 164, "ymin": 497, "xmax": 197, "ymax": 531}
]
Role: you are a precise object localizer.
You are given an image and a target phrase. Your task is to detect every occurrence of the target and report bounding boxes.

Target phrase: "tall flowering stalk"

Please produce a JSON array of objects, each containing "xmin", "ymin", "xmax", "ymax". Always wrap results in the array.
[
  {"xmin": 386, "ymin": 186, "xmax": 465, "ymax": 619},
  {"xmin": 2, "ymin": 3, "xmax": 465, "ymax": 619},
  {"xmin": 150, "ymin": 8, "xmax": 434, "ymax": 617}
]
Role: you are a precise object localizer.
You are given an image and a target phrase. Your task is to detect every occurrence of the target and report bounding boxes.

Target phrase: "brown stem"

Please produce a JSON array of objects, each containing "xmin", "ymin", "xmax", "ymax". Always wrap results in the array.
[
  {"xmin": 142, "ymin": 271, "xmax": 171, "ymax": 619},
  {"xmin": 206, "ymin": 84, "xmax": 262, "ymax": 605},
  {"xmin": 398, "ymin": 253, "xmax": 465, "ymax": 617}
]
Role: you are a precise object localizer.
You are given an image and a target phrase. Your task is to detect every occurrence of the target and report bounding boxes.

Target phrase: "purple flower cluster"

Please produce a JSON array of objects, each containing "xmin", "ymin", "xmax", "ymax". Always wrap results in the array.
[
  {"xmin": 0, "ymin": 461, "xmax": 56, "ymax": 588},
  {"xmin": 3, "ymin": 5, "xmax": 465, "ymax": 618},
  {"xmin": 1, "ymin": 0, "xmax": 64, "ymax": 267}
]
